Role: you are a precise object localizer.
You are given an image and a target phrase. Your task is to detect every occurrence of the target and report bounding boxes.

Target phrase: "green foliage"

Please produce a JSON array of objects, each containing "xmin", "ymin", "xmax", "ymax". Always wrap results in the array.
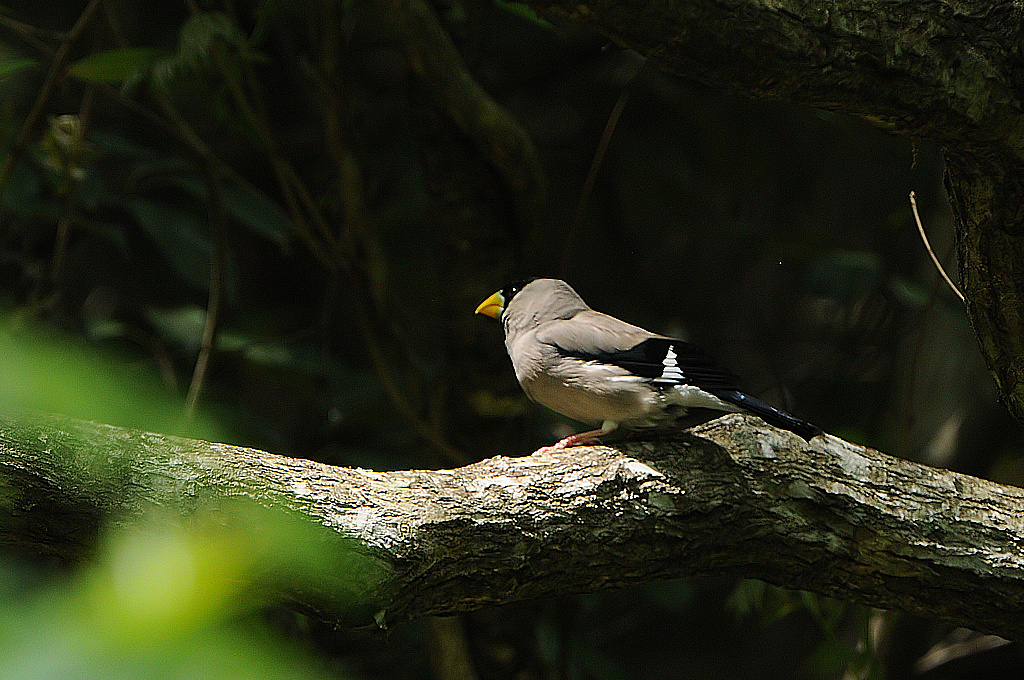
[
  {"xmin": 806, "ymin": 250, "xmax": 882, "ymax": 303},
  {"xmin": 83, "ymin": 130, "xmax": 290, "ymax": 290},
  {"xmin": 728, "ymin": 578, "xmax": 809, "ymax": 623},
  {"xmin": 68, "ymin": 48, "xmax": 169, "ymax": 84},
  {"xmin": 492, "ymin": 0, "xmax": 554, "ymax": 30},
  {"xmin": 250, "ymin": 0, "xmax": 306, "ymax": 46},
  {"xmin": 0, "ymin": 499, "xmax": 369, "ymax": 680},
  {"xmin": 176, "ymin": 12, "xmax": 264, "ymax": 68},
  {"xmin": 0, "ymin": 314, "xmax": 228, "ymax": 442},
  {"xmin": 0, "ymin": 58, "xmax": 37, "ymax": 81},
  {"xmin": 145, "ymin": 11, "xmax": 266, "ymax": 94}
]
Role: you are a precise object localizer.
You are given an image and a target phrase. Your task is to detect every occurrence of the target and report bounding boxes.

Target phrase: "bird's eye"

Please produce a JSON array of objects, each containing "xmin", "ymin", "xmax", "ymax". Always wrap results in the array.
[{"xmin": 502, "ymin": 277, "xmax": 538, "ymax": 303}]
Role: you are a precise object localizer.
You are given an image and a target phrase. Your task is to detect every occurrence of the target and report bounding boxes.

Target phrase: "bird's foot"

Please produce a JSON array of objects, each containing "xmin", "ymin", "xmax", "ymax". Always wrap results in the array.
[
  {"xmin": 533, "ymin": 422, "xmax": 619, "ymax": 453},
  {"xmin": 532, "ymin": 434, "xmax": 601, "ymax": 455},
  {"xmin": 551, "ymin": 428, "xmax": 605, "ymax": 449}
]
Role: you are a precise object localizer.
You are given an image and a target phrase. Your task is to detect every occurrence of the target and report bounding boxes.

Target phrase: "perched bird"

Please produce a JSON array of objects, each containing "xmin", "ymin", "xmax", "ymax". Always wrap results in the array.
[{"xmin": 475, "ymin": 278, "xmax": 822, "ymax": 447}]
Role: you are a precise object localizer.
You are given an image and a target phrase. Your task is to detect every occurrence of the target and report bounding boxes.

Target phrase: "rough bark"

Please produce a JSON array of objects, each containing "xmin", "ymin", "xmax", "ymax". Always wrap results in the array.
[
  {"xmin": 3, "ymin": 413, "xmax": 1024, "ymax": 639},
  {"xmin": 532, "ymin": 0, "xmax": 1024, "ymax": 421}
]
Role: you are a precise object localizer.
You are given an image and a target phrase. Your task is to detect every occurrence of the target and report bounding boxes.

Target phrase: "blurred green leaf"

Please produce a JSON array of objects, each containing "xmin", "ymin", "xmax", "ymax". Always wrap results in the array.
[
  {"xmin": 0, "ymin": 499, "xmax": 374, "ymax": 679},
  {"xmin": 87, "ymin": 130, "xmax": 168, "ymax": 160},
  {"xmin": 493, "ymin": 0, "xmax": 554, "ymax": 30},
  {"xmin": 143, "ymin": 12, "xmax": 264, "ymax": 95},
  {"xmin": 0, "ymin": 315, "xmax": 228, "ymax": 441},
  {"xmin": 68, "ymin": 48, "xmax": 168, "ymax": 83},
  {"xmin": 889, "ymin": 275, "xmax": 931, "ymax": 308},
  {"xmin": 803, "ymin": 637, "xmax": 851, "ymax": 680},
  {"xmin": 216, "ymin": 182, "xmax": 291, "ymax": 245},
  {"xmin": 89, "ymin": 133, "xmax": 289, "ymax": 247},
  {"xmin": 144, "ymin": 305, "xmax": 208, "ymax": 352},
  {"xmin": 178, "ymin": 12, "xmax": 265, "ymax": 68},
  {"xmin": 0, "ymin": 57, "xmax": 36, "ymax": 80}
]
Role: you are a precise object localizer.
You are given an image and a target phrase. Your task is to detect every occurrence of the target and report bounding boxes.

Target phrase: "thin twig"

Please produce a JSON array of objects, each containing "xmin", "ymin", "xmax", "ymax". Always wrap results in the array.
[
  {"xmin": 45, "ymin": 86, "xmax": 96, "ymax": 299},
  {"xmin": 185, "ymin": 162, "xmax": 227, "ymax": 419},
  {"xmin": 147, "ymin": 85, "xmax": 330, "ymax": 268},
  {"xmin": 910, "ymin": 191, "xmax": 965, "ymax": 303},
  {"xmin": 561, "ymin": 82, "xmax": 634, "ymax": 276},
  {"xmin": 204, "ymin": 40, "xmax": 337, "ymax": 267}
]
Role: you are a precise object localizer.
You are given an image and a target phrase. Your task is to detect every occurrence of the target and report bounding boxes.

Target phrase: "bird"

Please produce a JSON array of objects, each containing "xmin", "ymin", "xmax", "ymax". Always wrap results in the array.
[{"xmin": 475, "ymin": 278, "xmax": 822, "ymax": 448}]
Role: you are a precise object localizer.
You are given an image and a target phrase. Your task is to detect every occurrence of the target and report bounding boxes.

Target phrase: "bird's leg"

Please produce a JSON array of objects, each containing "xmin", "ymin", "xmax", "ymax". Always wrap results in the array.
[
  {"xmin": 550, "ymin": 429, "xmax": 603, "ymax": 449},
  {"xmin": 547, "ymin": 420, "xmax": 618, "ymax": 449}
]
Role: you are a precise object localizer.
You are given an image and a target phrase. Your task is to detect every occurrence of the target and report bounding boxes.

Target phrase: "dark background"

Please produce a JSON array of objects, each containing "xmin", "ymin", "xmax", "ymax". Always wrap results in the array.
[{"xmin": 1, "ymin": 0, "xmax": 1020, "ymax": 677}]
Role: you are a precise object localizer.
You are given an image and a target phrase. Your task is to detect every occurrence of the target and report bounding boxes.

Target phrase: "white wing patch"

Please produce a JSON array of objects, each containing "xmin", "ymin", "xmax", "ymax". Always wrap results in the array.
[{"xmin": 653, "ymin": 346, "xmax": 686, "ymax": 384}]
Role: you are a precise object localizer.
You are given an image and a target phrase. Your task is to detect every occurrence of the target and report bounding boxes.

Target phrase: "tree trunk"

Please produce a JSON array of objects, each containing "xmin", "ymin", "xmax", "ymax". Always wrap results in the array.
[
  {"xmin": 4, "ymin": 413, "xmax": 1024, "ymax": 638},
  {"xmin": 533, "ymin": 0, "xmax": 1024, "ymax": 421}
]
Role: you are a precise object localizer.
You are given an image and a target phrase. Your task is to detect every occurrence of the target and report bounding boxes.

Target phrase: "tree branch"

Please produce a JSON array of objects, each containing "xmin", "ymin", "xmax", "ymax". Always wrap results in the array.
[
  {"xmin": 538, "ymin": 0, "xmax": 1023, "ymax": 154},
  {"xmin": 3, "ymin": 413, "xmax": 1024, "ymax": 638}
]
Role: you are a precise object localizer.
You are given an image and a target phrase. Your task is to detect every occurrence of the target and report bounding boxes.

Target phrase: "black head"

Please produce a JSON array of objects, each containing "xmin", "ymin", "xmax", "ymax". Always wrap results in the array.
[{"xmin": 501, "ymin": 278, "xmax": 539, "ymax": 305}]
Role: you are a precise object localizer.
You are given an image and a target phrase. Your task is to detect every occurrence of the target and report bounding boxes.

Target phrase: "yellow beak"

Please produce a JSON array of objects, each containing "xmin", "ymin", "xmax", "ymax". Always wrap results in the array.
[{"xmin": 475, "ymin": 291, "xmax": 505, "ymax": 319}]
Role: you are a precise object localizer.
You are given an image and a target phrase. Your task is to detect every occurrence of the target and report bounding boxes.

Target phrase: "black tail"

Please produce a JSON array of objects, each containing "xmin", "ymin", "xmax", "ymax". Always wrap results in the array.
[{"xmin": 711, "ymin": 389, "xmax": 822, "ymax": 441}]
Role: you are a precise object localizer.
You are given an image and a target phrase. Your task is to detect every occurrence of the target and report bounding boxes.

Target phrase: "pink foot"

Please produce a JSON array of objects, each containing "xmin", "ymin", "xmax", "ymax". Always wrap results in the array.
[
  {"xmin": 551, "ymin": 428, "xmax": 605, "ymax": 449},
  {"xmin": 532, "ymin": 423, "xmax": 618, "ymax": 454}
]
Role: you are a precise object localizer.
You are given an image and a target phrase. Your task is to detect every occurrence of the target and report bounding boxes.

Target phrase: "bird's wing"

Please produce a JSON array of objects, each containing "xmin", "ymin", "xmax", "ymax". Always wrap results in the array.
[
  {"xmin": 595, "ymin": 337, "xmax": 741, "ymax": 391},
  {"xmin": 537, "ymin": 315, "xmax": 740, "ymax": 392},
  {"xmin": 533, "ymin": 310, "xmax": 655, "ymax": 356}
]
